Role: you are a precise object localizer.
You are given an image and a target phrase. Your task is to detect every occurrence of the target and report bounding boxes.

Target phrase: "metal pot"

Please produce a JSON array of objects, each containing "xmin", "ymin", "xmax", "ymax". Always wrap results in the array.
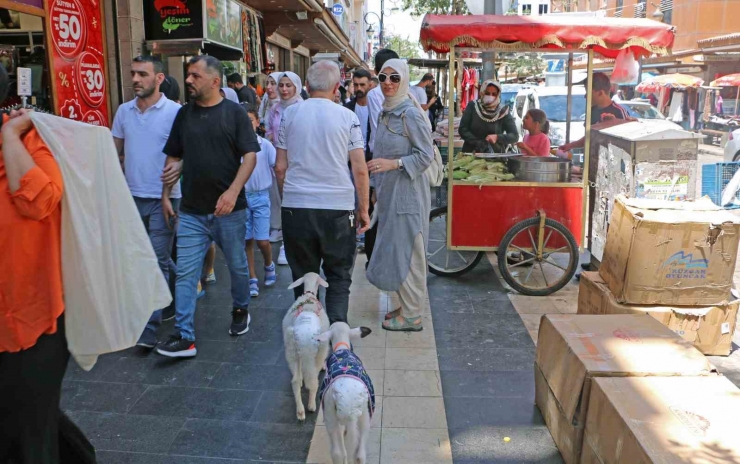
[{"xmin": 507, "ymin": 156, "xmax": 572, "ymax": 183}]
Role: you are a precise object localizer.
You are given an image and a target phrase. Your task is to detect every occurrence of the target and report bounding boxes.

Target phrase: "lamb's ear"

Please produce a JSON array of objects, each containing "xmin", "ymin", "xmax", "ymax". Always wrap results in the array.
[
  {"xmin": 318, "ymin": 276, "xmax": 329, "ymax": 288},
  {"xmin": 351, "ymin": 327, "xmax": 372, "ymax": 339},
  {"xmin": 288, "ymin": 276, "xmax": 305, "ymax": 290},
  {"xmin": 315, "ymin": 330, "xmax": 333, "ymax": 343}
]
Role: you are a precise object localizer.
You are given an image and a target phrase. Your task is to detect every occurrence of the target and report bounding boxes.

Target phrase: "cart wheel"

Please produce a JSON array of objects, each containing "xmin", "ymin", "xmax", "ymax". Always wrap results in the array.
[
  {"xmin": 428, "ymin": 206, "xmax": 484, "ymax": 277},
  {"xmin": 497, "ymin": 217, "xmax": 578, "ymax": 296}
]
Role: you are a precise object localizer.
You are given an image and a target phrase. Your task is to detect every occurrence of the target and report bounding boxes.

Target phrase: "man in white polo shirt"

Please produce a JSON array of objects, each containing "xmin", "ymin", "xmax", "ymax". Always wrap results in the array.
[
  {"xmin": 112, "ymin": 55, "xmax": 182, "ymax": 349},
  {"xmin": 275, "ymin": 60, "xmax": 370, "ymax": 324}
]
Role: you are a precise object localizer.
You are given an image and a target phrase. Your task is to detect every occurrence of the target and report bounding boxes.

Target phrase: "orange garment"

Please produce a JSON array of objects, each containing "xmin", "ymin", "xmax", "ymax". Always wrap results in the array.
[{"xmin": 0, "ymin": 116, "xmax": 64, "ymax": 352}]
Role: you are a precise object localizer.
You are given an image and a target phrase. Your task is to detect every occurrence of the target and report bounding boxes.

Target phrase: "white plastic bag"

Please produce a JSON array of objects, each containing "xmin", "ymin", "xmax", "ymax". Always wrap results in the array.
[
  {"xmin": 30, "ymin": 113, "xmax": 172, "ymax": 370},
  {"xmin": 611, "ymin": 49, "xmax": 639, "ymax": 85}
]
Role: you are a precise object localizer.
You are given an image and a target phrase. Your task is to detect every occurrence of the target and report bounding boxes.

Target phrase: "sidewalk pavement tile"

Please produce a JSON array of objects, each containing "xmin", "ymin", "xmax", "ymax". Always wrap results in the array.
[
  {"xmin": 307, "ymin": 426, "xmax": 382, "ymax": 464},
  {"xmin": 382, "ymin": 397, "xmax": 448, "ymax": 429},
  {"xmin": 384, "ymin": 347, "xmax": 439, "ymax": 371},
  {"xmin": 380, "ymin": 428, "xmax": 453, "ymax": 464},
  {"xmin": 127, "ymin": 385, "xmax": 261, "ymax": 421},
  {"xmin": 384, "ymin": 370, "xmax": 443, "ymax": 397}
]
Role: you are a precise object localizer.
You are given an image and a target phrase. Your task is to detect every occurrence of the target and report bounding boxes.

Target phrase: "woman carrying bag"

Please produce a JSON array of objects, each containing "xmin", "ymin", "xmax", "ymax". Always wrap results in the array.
[{"xmin": 366, "ymin": 59, "xmax": 434, "ymax": 332}]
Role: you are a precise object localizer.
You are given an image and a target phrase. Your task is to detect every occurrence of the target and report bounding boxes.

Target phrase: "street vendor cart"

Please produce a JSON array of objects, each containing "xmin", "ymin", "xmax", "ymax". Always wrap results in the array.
[{"xmin": 420, "ymin": 13, "xmax": 676, "ymax": 295}]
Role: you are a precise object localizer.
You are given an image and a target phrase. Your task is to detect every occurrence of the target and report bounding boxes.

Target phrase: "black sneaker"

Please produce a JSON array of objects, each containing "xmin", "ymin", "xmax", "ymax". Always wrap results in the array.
[
  {"xmin": 229, "ymin": 307, "xmax": 251, "ymax": 336},
  {"xmin": 156, "ymin": 335, "xmax": 197, "ymax": 358},
  {"xmin": 161, "ymin": 305, "xmax": 176, "ymax": 322},
  {"xmin": 136, "ymin": 328, "xmax": 158, "ymax": 349}
]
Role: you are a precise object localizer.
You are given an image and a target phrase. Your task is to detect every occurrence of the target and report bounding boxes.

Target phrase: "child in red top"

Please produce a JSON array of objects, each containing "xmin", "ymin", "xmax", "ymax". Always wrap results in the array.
[{"xmin": 517, "ymin": 109, "xmax": 551, "ymax": 157}]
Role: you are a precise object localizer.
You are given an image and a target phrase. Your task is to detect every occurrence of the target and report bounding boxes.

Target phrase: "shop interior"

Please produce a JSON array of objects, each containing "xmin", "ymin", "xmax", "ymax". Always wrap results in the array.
[{"xmin": 0, "ymin": 6, "xmax": 49, "ymax": 111}]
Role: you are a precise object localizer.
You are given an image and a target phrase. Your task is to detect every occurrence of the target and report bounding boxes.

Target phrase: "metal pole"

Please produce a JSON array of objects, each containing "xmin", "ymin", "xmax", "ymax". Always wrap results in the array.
[
  {"xmin": 735, "ymin": 86, "xmax": 739, "ymax": 116},
  {"xmin": 481, "ymin": 0, "xmax": 504, "ymax": 81},
  {"xmin": 566, "ymin": 53, "xmax": 573, "ymax": 144},
  {"xmin": 447, "ymin": 45, "xmax": 456, "ymax": 244},
  {"xmin": 581, "ymin": 49, "xmax": 594, "ymax": 252},
  {"xmin": 379, "ymin": 0, "xmax": 384, "ymax": 48}
]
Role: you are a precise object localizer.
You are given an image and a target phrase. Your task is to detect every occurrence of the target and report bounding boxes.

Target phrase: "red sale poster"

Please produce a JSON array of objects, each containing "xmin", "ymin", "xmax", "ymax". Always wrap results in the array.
[{"xmin": 45, "ymin": 0, "xmax": 110, "ymax": 126}]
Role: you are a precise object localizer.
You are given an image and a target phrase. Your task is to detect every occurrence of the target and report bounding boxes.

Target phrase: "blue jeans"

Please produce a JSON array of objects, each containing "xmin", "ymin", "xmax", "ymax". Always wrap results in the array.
[
  {"xmin": 134, "ymin": 197, "xmax": 180, "ymax": 333},
  {"xmin": 174, "ymin": 209, "xmax": 250, "ymax": 340}
]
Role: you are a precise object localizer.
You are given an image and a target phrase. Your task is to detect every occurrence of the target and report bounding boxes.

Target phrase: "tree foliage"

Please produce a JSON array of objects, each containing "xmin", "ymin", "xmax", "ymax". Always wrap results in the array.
[
  {"xmin": 375, "ymin": 34, "xmax": 424, "ymax": 80},
  {"xmin": 506, "ymin": 53, "xmax": 546, "ymax": 79},
  {"xmin": 400, "ymin": 0, "xmax": 468, "ymax": 16}
]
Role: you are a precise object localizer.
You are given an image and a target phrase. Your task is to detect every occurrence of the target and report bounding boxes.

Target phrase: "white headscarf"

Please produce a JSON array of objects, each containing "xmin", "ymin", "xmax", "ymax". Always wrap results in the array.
[
  {"xmin": 278, "ymin": 71, "xmax": 303, "ymax": 108},
  {"xmin": 381, "ymin": 59, "xmax": 431, "ymax": 130},
  {"xmin": 259, "ymin": 71, "xmax": 283, "ymax": 119},
  {"xmin": 221, "ymin": 87, "xmax": 239, "ymax": 104}
]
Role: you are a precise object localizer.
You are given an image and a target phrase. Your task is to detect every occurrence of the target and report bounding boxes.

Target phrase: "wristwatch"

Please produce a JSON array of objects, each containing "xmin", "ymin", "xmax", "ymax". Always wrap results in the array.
[{"xmin": 397, "ymin": 159, "xmax": 404, "ymax": 171}]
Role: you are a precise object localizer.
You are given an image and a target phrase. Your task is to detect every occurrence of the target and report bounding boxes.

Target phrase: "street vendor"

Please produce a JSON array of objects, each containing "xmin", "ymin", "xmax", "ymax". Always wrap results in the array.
[
  {"xmin": 459, "ymin": 80, "xmax": 519, "ymax": 153},
  {"xmin": 559, "ymin": 72, "xmax": 629, "ymax": 152}
]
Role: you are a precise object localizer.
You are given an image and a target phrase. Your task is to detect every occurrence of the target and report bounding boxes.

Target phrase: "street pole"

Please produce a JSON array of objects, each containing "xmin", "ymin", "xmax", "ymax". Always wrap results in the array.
[
  {"xmin": 379, "ymin": 0, "xmax": 384, "ymax": 48},
  {"xmin": 481, "ymin": 0, "xmax": 504, "ymax": 81}
]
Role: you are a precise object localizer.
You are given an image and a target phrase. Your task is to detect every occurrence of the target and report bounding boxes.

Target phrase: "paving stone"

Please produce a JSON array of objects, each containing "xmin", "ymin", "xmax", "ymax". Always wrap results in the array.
[
  {"xmin": 448, "ymin": 426, "xmax": 563, "ymax": 464},
  {"xmin": 101, "ymin": 357, "xmax": 221, "ymax": 388},
  {"xmin": 96, "ymin": 451, "xmax": 257, "ymax": 463},
  {"xmin": 436, "ymin": 347, "xmax": 536, "ymax": 372},
  {"xmin": 68, "ymin": 411, "xmax": 185, "ymax": 453},
  {"xmin": 61, "ymin": 381, "xmax": 147, "ymax": 414},
  {"xmin": 128, "ymin": 386, "xmax": 262, "ymax": 421},
  {"xmin": 208, "ymin": 363, "xmax": 293, "ymax": 391},
  {"xmin": 169, "ymin": 419, "xmax": 313, "ymax": 461},
  {"xmin": 444, "ymin": 397, "xmax": 546, "ymax": 430},
  {"xmin": 440, "ymin": 370, "xmax": 535, "ymax": 400},
  {"xmin": 249, "ymin": 390, "xmax": 320, "ymax": 425}
]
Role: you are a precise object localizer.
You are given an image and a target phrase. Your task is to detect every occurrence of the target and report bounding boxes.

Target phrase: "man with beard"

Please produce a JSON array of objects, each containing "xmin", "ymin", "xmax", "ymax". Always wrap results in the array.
[
  {"xmin": 112, "ymin": 55, "xmax": 182, "ymax": 349},
  {"xmin": 157, "ymin": 55, "xmax": 259, "ymax": 358}
]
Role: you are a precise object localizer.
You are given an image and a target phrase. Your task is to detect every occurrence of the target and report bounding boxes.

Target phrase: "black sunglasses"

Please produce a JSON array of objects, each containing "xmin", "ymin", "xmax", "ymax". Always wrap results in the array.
[{"xmin": 378, "ymin": 73, "xmax": 402, "ymax": 84}]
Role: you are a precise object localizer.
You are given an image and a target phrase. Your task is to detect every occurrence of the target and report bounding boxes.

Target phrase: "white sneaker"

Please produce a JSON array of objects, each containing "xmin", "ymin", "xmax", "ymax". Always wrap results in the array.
[
  {"xmin": 278, "ymin": 245, "xmax": 288, "ymax": 265},
  {"xmin": 269, "ymin": 229, "xmax": 283, "ymax": 243},
  {"xmin": 205, "ymin": 270, "xmax": 216, "ymax": 283}
]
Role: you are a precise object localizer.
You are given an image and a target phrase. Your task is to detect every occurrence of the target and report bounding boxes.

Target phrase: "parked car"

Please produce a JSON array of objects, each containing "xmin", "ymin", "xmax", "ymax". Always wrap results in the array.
[
  {"xmin": 500, "ymin": 83, "xmax": 533, "ymax": 113},
  {"xmin": 512, "ymin": 86, "xmax": 587, "ymax": 150},
  {"xmin": 723, "ymin": 127, "xmax": 740, "ymax": 162},
  {"xmin": 616, "ymin": 100, "xmax": 683, "ymax": 130}
]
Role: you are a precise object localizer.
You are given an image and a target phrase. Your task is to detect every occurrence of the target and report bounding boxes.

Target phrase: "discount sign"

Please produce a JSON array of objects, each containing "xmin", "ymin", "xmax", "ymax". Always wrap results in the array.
[{"xmin": 47, "ymin": 0, "xmax": 109, "ymax": 126}]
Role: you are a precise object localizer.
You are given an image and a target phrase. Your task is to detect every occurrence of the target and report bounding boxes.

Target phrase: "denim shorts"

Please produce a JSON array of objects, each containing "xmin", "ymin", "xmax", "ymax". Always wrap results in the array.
[{"xmin": 245, "ymin": 189, "xmax": 271, "ymax": 241}]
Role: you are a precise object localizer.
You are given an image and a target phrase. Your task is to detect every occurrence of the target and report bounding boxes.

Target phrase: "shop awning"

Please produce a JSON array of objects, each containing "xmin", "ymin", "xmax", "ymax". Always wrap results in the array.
[
  {"xmin": 420, "ymin": 14, "xmax": 676, "ymax": 59},
  {"xmin": 698, "ymin": 33, "xmax": 740, "ymax": 53},
  {"xmin": 249, "ymin": 2, "xmax": 363, "ymax": 67}
]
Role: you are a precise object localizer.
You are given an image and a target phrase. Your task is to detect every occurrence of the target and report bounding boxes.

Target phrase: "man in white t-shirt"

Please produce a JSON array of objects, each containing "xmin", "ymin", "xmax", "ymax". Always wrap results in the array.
[
  {"xmin": 409, "ymin": 73, "xmax": 434, "ymax": 110},
  {"xmin": 112, "ymin": 55, "xmax": 182, "ymax": 349},
  {"xmin": 275, "ymin": 60, "xmax": 370, "ymax": 324}
]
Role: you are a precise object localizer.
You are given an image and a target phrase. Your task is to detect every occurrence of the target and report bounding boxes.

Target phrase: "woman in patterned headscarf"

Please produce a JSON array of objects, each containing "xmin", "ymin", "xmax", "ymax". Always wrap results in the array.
[{"xmin": 458, "ymin": 79, "xmax": 519, "ymax": 153}]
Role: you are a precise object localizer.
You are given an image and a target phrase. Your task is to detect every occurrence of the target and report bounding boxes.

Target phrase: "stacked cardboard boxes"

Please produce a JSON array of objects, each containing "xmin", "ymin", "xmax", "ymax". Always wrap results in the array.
[
  {"xmin": 534, "ymin": 314, "xmax": 715, "ymax": 464},
  {"xmin": 580, "ymin": 195, "xmax": 740, "ymax": 355}
]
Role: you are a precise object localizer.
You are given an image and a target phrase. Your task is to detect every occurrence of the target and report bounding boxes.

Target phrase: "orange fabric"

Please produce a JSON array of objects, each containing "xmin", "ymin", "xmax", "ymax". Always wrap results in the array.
[{"xmin": 0, "ymin": 116, "xmax": 64, "ymax": 352}]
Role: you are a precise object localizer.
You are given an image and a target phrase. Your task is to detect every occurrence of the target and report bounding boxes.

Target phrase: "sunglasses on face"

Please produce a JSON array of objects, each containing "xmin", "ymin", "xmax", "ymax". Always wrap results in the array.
[{"xmin": 378, "ymin": 73, "xmax": 401, "ymax": 84}]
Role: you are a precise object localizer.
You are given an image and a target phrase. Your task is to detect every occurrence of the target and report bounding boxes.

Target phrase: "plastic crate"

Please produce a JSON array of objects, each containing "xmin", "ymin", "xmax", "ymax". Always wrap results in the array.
[
  {"xmin": 436, "ymin": 145, "xmax": 462, "ymax": 164},
  {"xmin": 702, "ymin": 162, "xmax": 740, "ymax": 209}
]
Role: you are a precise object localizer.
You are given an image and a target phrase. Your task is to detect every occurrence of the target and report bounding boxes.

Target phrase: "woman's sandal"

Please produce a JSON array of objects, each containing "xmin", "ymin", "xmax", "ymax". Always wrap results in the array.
[
  {"xmin": 382, "ymin": 315, "xmax": 423, "ymax": 332},
  {"xmin": 385, "ymin": 307, "xmax": 402, "ymax": 320}
]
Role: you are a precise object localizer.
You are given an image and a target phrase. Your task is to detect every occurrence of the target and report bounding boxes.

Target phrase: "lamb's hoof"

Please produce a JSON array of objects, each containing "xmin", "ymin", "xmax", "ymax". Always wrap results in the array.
[
  {"xmin": 307, "ymin": 403, "xmax": 317, "ymax": 413},
  {"xmin": 297, "ymin": 410, "xmax": 306, "ymax": 421}
]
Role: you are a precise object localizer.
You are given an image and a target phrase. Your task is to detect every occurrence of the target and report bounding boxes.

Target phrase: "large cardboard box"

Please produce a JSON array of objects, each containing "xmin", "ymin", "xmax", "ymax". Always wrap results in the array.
[
  {"xmin": 579, "ymin": 271, "xmax": 739, "ymax": 355},
  {"xmin": 599, "ymin": 195, "xmax": 740, "ymax": 306},
  {"xmin": 583, "ymin": 376, "xmax": 740, "ymax": 463},
  {"xmin": 534, "ymin": 314, "xmax": 715, "ymax": 464}
]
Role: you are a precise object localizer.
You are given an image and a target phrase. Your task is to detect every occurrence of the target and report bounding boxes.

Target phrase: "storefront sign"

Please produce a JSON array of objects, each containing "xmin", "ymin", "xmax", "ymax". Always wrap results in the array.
[
  {"xmin": 46, "ymin": 0, "xmax": 109, "ymax": 126},
  {"xmin": 332, "ymin": 3, "xmax": 343, "ymax": 15},
  {"xmin": 205, "ymin": 0, "xmax": 241, "ymax": 51},
  {"xmin": 144, "ymin": 0, "xmax": 203, "ymax": 41}
]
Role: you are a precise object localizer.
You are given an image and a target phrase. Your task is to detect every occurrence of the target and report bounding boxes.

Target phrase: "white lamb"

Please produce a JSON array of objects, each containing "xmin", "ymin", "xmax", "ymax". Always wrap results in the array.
[
  {"xmin": 316, "ymin": 322, "xmax": 374, "ymax": 464},
  {"xmin": 282, "ymin": 272, "xmax": 331, "ymax": 421}
]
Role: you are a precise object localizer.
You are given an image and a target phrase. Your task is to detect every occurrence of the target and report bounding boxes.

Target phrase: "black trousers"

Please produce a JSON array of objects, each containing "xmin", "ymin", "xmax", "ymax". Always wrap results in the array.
[
  {"xmin": 0, "ymin": 315, "xmax": 96, "ymax": 464},
  {"xmin": 282, "ymin": 207, "xmax": 357, "ymax": 324},
  {"xmin": 364, "ymin": 188, "xmax": 377, "ymax": 268}
]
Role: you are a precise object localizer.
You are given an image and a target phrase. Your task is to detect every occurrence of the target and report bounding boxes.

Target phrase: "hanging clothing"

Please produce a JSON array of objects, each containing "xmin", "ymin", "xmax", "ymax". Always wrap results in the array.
[{"xmin": 668, "ymin": 92, "xmax": 684, "ymax": 122}]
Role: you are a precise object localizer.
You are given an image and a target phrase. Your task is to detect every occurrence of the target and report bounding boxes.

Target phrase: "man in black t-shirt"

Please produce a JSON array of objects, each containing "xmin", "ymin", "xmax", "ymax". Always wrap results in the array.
[
  {"xmin": 560, "ymin": 72, "xmax": 630, "ymax": 152},
  {"xmin": 157, "ymin": 56, "xmax": 260, "ymax": 358},
  {"xmin": 227, "ymin": 72, "xmax": 258, "ymax": 111}
]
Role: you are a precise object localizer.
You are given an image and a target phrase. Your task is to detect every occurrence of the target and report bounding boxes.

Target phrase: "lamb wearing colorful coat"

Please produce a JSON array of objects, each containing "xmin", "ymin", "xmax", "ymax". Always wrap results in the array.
[{"xmin": 316, "ymin": 322, "xmax": 374, "ymax": 464}]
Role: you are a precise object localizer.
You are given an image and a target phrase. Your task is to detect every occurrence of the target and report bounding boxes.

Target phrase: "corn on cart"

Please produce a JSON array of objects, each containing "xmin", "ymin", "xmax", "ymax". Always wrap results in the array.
[{"xmin": 420, "ymin": 14, "xmax": 676, "ymax": 295}]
